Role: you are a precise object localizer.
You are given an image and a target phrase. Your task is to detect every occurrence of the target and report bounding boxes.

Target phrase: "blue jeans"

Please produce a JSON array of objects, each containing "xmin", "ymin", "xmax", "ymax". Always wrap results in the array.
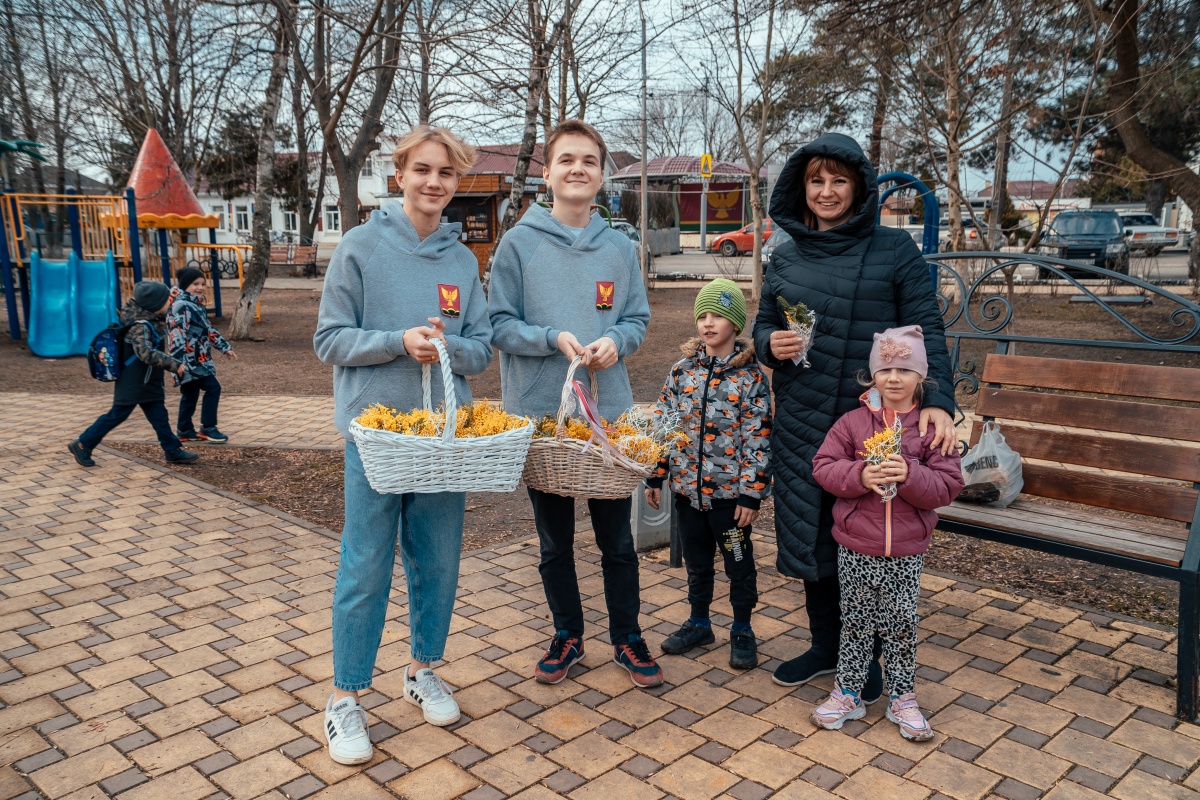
[
  {"xmin": 331, "ymin": 441, "xmax": 465, "ymax": 691},
  {"xmin": 177, "ymin": 374, "xmax": 221, "ymax": 432},
  {"xmin": 79, "ymin": 400, "xmax": 181, "ymax": 452}
]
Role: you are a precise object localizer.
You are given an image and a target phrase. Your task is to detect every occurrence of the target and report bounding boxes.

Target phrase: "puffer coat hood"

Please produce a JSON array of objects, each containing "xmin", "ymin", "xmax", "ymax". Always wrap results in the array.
[{"xmin": 752, "ymin": 133, "xmax": 956, "ymax": 581}]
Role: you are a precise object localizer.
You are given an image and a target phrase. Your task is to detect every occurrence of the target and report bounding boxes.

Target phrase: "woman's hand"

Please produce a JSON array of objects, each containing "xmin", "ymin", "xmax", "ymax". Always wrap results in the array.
[
  {"xmin": 403, "ymin": 318, "xmax": 446, "ymax": 364},
  {"xmin": 586, "ymin": 336, "xmax": 619, "ymax": 370},
  {"xmin": 557, "ymin": 331, "xmax": 591, "ymax": 364},
  {"xmin": 919, "ymin": 406, "xmax": 956, "ymax": 455},
  {"xmin": 769, "ymin": 329, "xmax": 803, "ymax": 361}
]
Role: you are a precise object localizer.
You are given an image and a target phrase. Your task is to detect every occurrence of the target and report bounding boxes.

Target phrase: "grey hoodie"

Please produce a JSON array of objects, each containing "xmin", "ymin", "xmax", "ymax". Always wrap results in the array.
[
  {"xmin": 314, "ymin": 201, "xmax": 493, "ymax": 439},
  {"xmin": 488, "ymin": 204, "xmax": 650, "ymax": 421}
]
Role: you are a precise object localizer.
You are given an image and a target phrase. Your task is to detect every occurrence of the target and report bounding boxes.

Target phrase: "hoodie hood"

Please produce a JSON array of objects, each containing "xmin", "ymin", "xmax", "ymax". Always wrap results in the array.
[
  {"xmin": 369, "ymin": 200, "xmax": 465, "ymax": 258},
  {"xmin": 513, "ymin": 203, "xmax": 620, "ymax": 252},
  {"xmin": 769, "ymin": 132, "xmax": 879, "ymax": 249}
]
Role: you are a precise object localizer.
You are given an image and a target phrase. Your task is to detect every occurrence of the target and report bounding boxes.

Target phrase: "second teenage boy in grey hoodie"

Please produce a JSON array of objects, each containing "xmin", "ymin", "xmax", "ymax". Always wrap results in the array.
[{"xmin": 488, "ymin": 119, "xmax": 661, "ymax": 688}]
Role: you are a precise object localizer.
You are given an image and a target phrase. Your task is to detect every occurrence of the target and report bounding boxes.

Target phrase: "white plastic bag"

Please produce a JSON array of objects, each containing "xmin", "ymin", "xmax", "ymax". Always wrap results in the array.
[{"xmin": 959, "ymin": 421, "xmax": 1023, "ymax": 507}]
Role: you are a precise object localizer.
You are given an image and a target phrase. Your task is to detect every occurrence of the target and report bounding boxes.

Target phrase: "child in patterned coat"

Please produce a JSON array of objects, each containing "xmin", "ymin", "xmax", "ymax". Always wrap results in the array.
[
  {"xmin": 168, "ymin": 267, "xmax": 236, "ymax": 442},
  {"xmin": 645, "ymin": 278, "xmax": 771, "ymax": 670},
  {"xmin": 809, "ymin": 325, "xmax": 963, "ymax": 741}
]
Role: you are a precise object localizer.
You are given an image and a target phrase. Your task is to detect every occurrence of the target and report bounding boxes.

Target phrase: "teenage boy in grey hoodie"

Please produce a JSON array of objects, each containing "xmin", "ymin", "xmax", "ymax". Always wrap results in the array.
[
  {"xmin": 314, "ymin": 126, "xmax": 492, "ymax": 766},
  {"xmin": 488, "ymin": 119, "xmax": 660, "ymax": 688}
]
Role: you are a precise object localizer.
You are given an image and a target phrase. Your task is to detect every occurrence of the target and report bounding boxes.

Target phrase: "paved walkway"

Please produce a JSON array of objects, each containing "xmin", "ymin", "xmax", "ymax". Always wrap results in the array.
[{"xmin": 2, "ymin": 392, "xmax": 1200, "ymax": 799}]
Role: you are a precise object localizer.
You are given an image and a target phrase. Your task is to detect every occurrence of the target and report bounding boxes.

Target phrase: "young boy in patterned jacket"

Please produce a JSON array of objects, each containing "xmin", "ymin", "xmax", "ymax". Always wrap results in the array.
[
  {"xmin": 167, "ymin": 267, "xmax": 236, "ymax": 442},
  {"xmin": 645, "ymin": 278, "xmax": 772, "ymax": 669}
]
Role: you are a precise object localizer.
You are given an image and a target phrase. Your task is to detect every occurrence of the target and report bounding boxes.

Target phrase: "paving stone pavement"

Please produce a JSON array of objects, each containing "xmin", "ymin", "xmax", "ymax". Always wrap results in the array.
[{"xmin": 3, "ymin": 395, "xmax": 1200, "ymax": 799}]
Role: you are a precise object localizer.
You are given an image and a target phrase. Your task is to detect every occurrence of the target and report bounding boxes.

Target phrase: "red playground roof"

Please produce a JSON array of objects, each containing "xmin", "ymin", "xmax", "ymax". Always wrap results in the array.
[{"xmin": 127, "ymin": 129, "xmax": 218, "ymax": 228}]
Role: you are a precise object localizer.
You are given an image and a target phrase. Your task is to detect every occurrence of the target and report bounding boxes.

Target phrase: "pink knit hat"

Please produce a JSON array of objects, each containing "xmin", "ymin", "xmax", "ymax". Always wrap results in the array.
[{"xmin": 869, "ymin": 325, "xmax": 928, "ymax": 378}]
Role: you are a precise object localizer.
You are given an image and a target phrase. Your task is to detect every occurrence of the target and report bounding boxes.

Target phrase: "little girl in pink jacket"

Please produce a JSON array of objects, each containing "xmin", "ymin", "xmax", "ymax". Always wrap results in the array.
[{"xmin": 809, "ymin": 325, "xmax": 964, "ymax": 741}]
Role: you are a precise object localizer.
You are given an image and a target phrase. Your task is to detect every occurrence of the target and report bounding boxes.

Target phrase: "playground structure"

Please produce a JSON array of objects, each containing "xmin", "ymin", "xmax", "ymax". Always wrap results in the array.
[{"xmin": 0, "ymin": 130, "xmax": 256, "ymax": 346}]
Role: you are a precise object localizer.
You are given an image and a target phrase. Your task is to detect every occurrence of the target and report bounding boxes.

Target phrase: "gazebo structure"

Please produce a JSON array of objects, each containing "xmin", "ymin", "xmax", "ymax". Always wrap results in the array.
[
  {"xmin": 609, "ymin": 156, "xmax": 764, "ymax": 233},
  {"xmin": 125, "ymin": 129, "xmax": 225, "ymax": 314}
]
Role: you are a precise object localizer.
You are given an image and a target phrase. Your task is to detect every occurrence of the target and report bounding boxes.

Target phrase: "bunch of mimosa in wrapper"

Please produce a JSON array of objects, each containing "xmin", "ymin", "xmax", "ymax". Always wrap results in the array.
[
  {"xmin": 777, "ymin": 297, "xmax": 816, "ymax": 367},
  {"xmin": 860, "ymin": 416, "xmax": 903, "ymax": 502}
]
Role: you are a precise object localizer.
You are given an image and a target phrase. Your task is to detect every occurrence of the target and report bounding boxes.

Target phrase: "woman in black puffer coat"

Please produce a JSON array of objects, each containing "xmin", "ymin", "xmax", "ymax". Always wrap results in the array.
[{"xmin": 753, "ymin": 133, "xmax": 956, "ymax": 693}]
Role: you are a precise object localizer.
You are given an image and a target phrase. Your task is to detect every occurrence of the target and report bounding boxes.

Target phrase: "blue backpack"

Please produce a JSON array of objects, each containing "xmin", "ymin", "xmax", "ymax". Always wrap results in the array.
[{"xmin": 87, "ymin": 321, "xmax": 156, "ymax": 382}]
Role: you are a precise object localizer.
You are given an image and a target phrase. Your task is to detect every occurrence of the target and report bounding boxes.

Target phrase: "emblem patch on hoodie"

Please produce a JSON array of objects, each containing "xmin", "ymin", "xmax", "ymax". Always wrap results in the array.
[
  {"xmin": 438, "ymin": 284, "xmax": 461, "ymax": 318},
  {"xmin": 595, "ymin": 281, "xmax": 614, "ymax": 311}
]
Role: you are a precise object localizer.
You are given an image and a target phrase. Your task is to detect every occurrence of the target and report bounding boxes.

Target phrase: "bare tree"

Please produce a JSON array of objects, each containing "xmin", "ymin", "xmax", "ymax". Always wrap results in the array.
[
  {"xmin": 1105, "ymin": 0, "xmax": 1200, "ymax": 278},
  {"xmin": 230, "ymin": 0, "xmax": 293, "ymax": 340},
  {"xmin": 291, "ymin": 0, "xmax": 411, "ymax": 234}
]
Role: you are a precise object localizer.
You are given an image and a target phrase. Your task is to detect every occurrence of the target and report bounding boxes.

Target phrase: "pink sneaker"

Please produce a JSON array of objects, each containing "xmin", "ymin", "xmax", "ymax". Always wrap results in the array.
[
  {"xmin": 810, "ymin": 684, "xmax": 866, "ymax": 730},
  {"xmin": 887, "ymin": 693, "xmax": 934, "ymax": 741}
]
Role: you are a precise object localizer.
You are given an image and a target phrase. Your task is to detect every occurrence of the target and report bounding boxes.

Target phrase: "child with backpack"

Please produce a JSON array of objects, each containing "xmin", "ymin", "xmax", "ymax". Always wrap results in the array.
[
  {"xmin": 644, "ymin": 278, "xmax": 772, "ymax": 670},
  {"xmin": 168, "ymin": 267, "xmax": 236, "ymax": 442},
  {"xmin": 70, "ymin": 281, "xmax": 199, "ymax": 467},
  {"xmin": 808, "ymin": 325, "xmax": 963, "ymax": 741}
]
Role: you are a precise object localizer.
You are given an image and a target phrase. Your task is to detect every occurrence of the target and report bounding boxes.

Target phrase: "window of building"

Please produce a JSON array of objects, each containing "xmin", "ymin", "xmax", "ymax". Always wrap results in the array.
[
  {"xmin": 283, "ymin": 211, "xmax": 298, "ymax": 231},
  {"xmin": 324, "ymin": 205, "xmax": 341, "ymax": 232},
  {"xmin": 361, "ymin": 159, "xmax": 373, "ymax": 177},
  {"xmin": 211, "ymin": 205, "xmax": 226, "ymax": 230},
  {"xmin": 234, "ymin": 205, "xmax": 250, "ymax": 231}
]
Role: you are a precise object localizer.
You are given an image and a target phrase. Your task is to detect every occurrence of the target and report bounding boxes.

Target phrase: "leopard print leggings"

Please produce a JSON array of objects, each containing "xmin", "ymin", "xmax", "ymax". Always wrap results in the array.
[{"xmin": 836, "ymin": 545, "xmax": 924, "ymax": 696}]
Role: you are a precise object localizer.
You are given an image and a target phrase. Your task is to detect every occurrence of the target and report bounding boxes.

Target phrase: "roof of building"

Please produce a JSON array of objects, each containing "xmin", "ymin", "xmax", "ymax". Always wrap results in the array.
[
  {"xmin": 976, "ymin": 180, "xmax": 1079, "ymax": 201},
  {"xmin": 610, "ymin": 156, "xmax": 762, "ymax": 181},
  {"xmin": 472, "ymin": 144, "xmax": 546, "ymax": 175},
  {"xmin": 9, "ymin": 167, "xmax": 109, "ymax": 195},
  {"xmin": 610, "ymin": 150, "xmax": 639, "ymax": 170}
]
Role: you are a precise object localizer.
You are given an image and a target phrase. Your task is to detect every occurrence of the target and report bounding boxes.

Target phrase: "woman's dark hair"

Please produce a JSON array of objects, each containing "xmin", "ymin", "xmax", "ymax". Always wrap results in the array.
[{"xmin": 801, "ymin": 156, "xmax": 866, "ymax": 230}]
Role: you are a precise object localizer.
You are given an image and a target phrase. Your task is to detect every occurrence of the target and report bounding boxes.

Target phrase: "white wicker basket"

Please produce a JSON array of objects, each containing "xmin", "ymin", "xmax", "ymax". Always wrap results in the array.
[
  {"xmin": 349, "ymin": 339, "xmax": 532, "ymax": 494},
  {"xmin": 521, "ymin": 355, "xmax": 652, "ymax": 499}
]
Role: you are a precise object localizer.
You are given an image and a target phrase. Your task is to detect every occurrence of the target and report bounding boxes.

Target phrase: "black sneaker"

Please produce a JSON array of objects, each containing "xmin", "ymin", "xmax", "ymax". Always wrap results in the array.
[
  {"xmin": 660, "ymin": 620, "xmax": 716, "ymax": 655},
  {"xmin": 729, "ymin": 629, "xmax": 758, "ymax": 670},
  {"xmin": 772, "ymin": 647, "xmax": 837, "ymax": 686},
  {"xmin": 165, "ymin": 449, "xmax": 199, "ymax": 464},
  {"xmin": 862, "ymin": 659, "xmax": 884, "ymax": 705},
  {"xmin": 68, "ymin": 440, "xmax": 95, "ymax": 467},
  {"xmin": 200, "ymin": 426, "xmax": 228, "ymax": 443}
]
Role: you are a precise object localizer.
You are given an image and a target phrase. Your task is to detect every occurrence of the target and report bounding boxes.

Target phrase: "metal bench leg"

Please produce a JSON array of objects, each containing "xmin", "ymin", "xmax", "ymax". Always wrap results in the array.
[{"xmin": 1178, "ymin": 569, "xmax": 1200, "ymax": 722}]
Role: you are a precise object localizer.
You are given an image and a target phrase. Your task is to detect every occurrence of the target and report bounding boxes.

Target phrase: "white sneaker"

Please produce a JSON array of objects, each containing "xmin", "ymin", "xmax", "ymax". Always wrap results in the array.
[
  {"xmin": 404, "ymin": 666, "xmax": 460, "ymax": 726},
  {"xmin": 324, "ymin": 694, "xmax": 373, "ymax": 765}
]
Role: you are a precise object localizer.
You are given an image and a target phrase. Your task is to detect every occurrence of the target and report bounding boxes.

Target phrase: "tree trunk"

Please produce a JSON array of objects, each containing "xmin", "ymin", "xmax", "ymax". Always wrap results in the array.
[
  {"xmin": 291, "ymin": 48, "xmax": 315, "ymax": 243},
  {"xmin": 867, "ymin": 53, "xmax": 893, "ymax": 168},
  {"xmin": 486, "ymin": 0, "xmax": 585, "ymax": 276},
  {"xmin": 945, "ymin": 55, "xmax": 964, "ymax": 252},
  {"xmin": 230, "ymin": 2, "xmax": 291, "ymax": 341},
  {"xmin": 988, "ymin": 24, "xmax": 1017, "ymax": 252},
  {"xmin": 1108, "ymin": 0, "xmax": 1200, "ymax": 278},
  {"xmin": 1146, "ymin": 179, "xmax": 1166, "ymax": 218}
]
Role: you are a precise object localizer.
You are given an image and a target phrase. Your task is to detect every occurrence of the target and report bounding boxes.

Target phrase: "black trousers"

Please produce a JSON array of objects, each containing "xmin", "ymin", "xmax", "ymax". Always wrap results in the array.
[
  {"xmin": 527, "ymin": 488, "xmax": 641, "ymax": 642},
  {"xmin": 177, "ymin": 374, "xmax": 221, "ymax": 433},
  {"xmin": 674, "ymin": 494, "xmax": 758, "ymax": 622},
  {"xmin": 79, "ymin": 400, "xmax": 181, "ymax": 452}
]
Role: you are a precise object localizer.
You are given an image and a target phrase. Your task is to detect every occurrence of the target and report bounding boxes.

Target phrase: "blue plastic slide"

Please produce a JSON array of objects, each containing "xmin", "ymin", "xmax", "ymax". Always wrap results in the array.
[{"xmin": 27, "ymin": 251, "xmax": 118, "ymax": 358}]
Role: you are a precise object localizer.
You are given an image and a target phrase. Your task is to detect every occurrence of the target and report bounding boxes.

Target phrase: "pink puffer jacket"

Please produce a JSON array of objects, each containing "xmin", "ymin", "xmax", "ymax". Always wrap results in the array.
[{"xmin": 812, "ymin": 392, "xmax": 964, "ymax": 558}]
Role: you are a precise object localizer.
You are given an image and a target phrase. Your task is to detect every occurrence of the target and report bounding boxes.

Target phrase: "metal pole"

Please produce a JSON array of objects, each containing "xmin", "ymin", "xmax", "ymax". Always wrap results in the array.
[
  {"xmin": 700, "ymin": 177, "xmax": 708, "ymax": 253},
  {"xmin": 125, "ymin": 188, "xmax": 143, "ymax": 283},
  {"xmin": 66, "ymin": 187, "xmax": 83, "ymax": 258},
  {"xmin": 157, "ymin": 228, "xmax": 171, "ymax": 284},
  {"xmin": 0, "ymin": 189, "xmax": 20, "ymax": 340},
  {"xmin": 208, "ymin": 227, "xmax": 223, "ymax": 318},
  {"xmin": 638, "ymin": 0, "xmax": 649, "ymax": 284}
]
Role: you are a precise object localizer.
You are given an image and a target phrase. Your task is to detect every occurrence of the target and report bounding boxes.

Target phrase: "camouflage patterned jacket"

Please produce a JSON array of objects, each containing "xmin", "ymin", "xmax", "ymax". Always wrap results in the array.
[{"xmin": 647, "ymin": 338, "xmax": 772, "ymax": 510}]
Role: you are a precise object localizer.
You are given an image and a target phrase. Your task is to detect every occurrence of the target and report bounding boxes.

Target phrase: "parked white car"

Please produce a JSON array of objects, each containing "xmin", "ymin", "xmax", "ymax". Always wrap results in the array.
[{"xmin": 1119, "ymin": 213, "xmax": 1181, "ymax": 255}]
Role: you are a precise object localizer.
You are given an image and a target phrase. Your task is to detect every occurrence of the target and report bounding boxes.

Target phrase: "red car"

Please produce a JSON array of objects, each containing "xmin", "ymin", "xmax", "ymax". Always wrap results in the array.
[{"xmin": 710, "ymin": 219, "xmax": 775, "ymax": 256}]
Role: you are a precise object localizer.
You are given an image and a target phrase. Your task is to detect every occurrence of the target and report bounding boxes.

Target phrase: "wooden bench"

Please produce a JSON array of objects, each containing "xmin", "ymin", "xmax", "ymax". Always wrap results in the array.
[
  {"xmin": 937, "ymin": 353, "xmax": 1200, "ymax": 719},
  {"xmin": 268, "ymin": 243, "xmax": 318, "ymax": 278}
]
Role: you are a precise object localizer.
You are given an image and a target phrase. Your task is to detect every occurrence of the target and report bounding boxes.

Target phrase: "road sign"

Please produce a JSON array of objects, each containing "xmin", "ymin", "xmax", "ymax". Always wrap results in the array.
[{"xmin": 699, "ymin": 154, "xmax": 712, "ymax": 179}]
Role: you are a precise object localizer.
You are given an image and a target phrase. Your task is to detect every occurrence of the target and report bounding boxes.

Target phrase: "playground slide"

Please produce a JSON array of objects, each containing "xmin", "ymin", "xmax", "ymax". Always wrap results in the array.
[{"xmin": 27, "ymin": 252, "xmax": 118, "ymax": 358}]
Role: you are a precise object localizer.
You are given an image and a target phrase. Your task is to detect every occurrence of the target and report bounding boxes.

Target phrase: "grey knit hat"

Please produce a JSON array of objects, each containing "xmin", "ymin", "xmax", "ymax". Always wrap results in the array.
[{"xmin": 133, "ymin": 281, "xmax": 172, "ymax": 311}]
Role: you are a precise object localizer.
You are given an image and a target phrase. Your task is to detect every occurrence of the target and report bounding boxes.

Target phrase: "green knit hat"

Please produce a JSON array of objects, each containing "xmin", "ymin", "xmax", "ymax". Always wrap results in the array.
[{"xmin": 694, "ymin": 278, "xmax": 746, "ymax": 332}]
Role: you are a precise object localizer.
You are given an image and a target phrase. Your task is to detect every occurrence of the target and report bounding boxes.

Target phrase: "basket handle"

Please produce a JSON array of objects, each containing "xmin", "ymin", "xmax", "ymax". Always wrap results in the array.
[
  {"xmin": 420, "ymin": 338, "xmax": 458, "ymax": 442},
  {"xmin": 554, "ymin": 355, "xmax": 599, "ymax": 431}
]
